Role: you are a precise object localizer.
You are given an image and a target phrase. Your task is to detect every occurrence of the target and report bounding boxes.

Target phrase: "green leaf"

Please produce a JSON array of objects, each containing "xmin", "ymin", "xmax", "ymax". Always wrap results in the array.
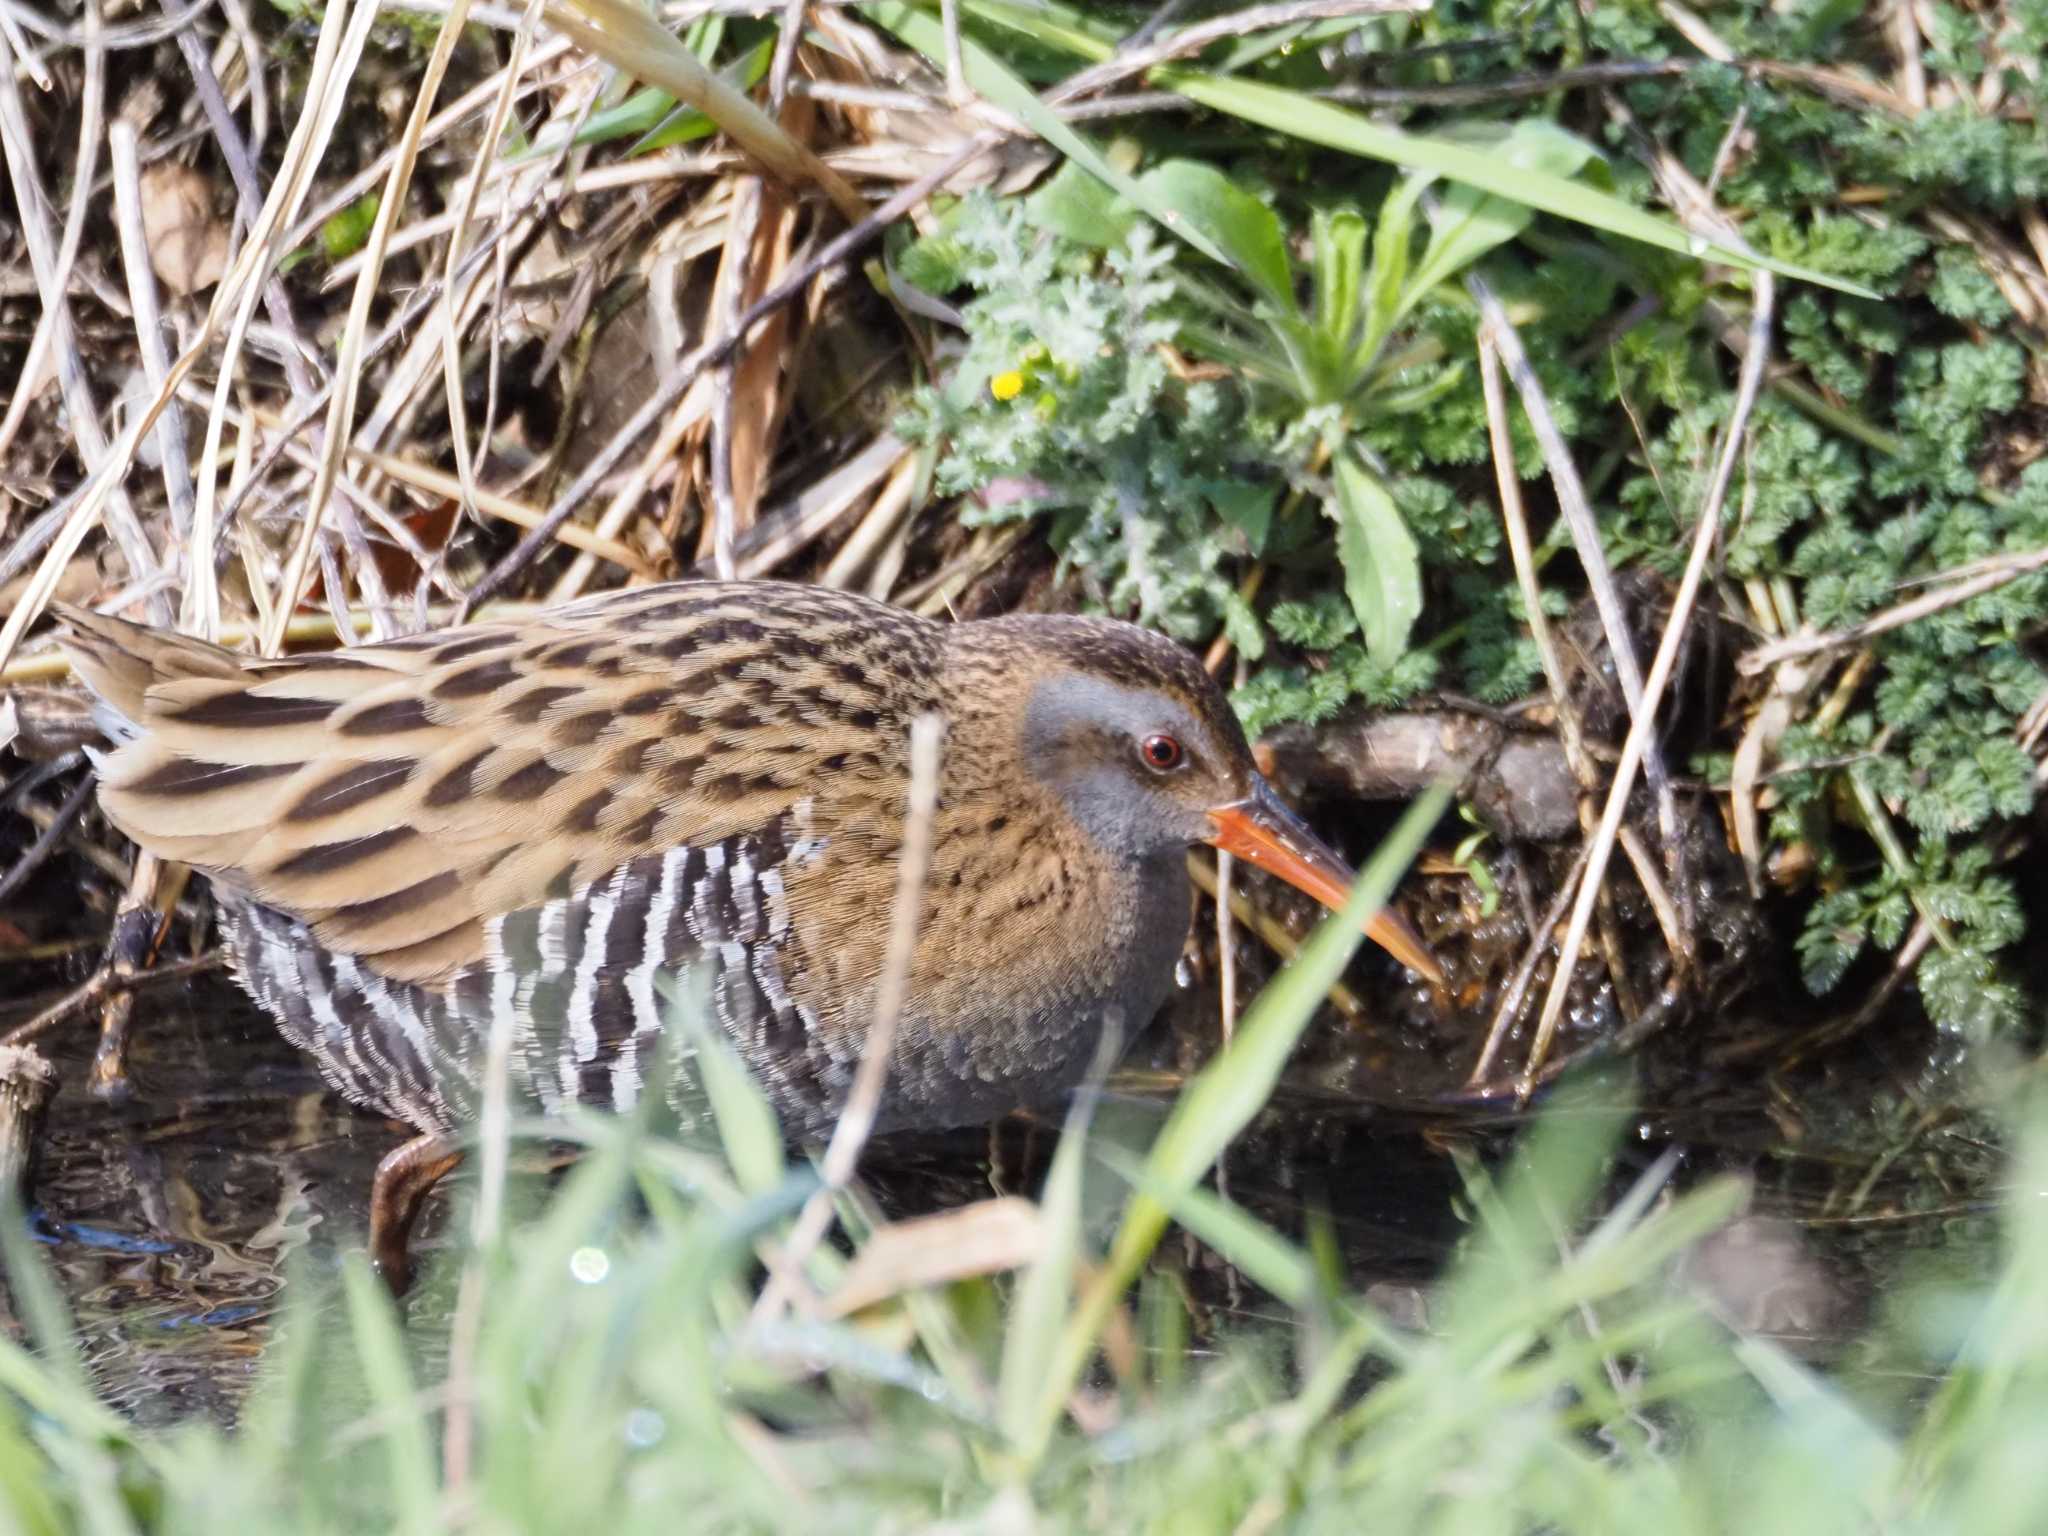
[
  {"xmin": 1360, "ymin": 177, "xmax": 1423, "ymax": 368},
  {"xmin": 1311, "ymin": 207, "xmax": 1368, "ymax": 359},
  {"xmin": 862, "ymin": 2, "xmax": 1236, "ymax": 271},
  {"xmin": 1137, "ymin": 159, "xmax": 1293, "ymax": 309},
  {"xmin": 1331, "ymin": 452, "xmax": 1422, "ymax": 667},
  {"xmin": 1147, "ymin": 68, "xmax": 1875, "ymax": 297},
  {"xmin": 947, "ymin": 0, "xmax": 1868, "ymax": 292},
  {"xmin": 632, "ymin": 39, "xmax": 773, "ymax": 155},
  {"xmin": 1395, "ymin": 123, "xmax": 1600, "ymax": 323},
  {"xmin": 518, "ymin": 32, "xmax": 771, "ymax": 162},
  {"xmin": 1095, "ymin": 1144, "xmax": 1317, "ymax": 1308},
  {"xmin": 1025, "ymin": 159, "xmax": 1139, "ymax": 248},
  {"xmin": 997, "ymin": 1065, "xmax": 1099, "ymax": 1456},
  {"xmin": 1207, "ymin": 477, "xmax": 1278, "ymax": 550},
  {"xmin": 663, "ymin": 972, "xmax": 785, "ymax": 1198},
  {"xmin": 343, "ymin": 1260, "xmax": 439, "ymax": 1533},
  {"xmin": 319, "ymin": 192, "xmax": 380, "ymax": 261}
]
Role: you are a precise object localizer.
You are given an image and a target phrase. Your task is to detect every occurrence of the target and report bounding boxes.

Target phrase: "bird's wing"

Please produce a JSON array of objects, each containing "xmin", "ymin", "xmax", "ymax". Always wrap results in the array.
[{"xmin": 59, "ymin": 584, "xmax": 937, "ymax": 985}]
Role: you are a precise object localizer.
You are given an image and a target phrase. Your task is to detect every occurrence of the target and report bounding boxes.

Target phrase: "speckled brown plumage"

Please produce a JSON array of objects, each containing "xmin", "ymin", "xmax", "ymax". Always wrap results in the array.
[{"xmin": 61, "ymin": 580, "xmax": 1438, "ymax": 1151}]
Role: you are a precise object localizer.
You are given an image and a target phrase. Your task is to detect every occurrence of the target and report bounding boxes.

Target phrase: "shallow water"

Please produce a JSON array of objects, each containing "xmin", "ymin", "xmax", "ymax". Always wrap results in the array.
[
  {"xmin": 21, "ymin": 987, "xmax": 406, "ymax": 1425},
  {"xmin": 6, "ymin": 968, "xmax": 1989, "ymax": 1426},
  {"xmin": 11, "ymin": 972, "xmax": 1473, "ymax": 1423}
]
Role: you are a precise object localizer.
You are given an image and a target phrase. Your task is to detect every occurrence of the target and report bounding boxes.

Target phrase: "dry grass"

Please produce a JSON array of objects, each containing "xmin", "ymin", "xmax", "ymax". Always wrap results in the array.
[{"xmin": 0, "ymin": 0, "xmax": 1021, "ymax": 691}]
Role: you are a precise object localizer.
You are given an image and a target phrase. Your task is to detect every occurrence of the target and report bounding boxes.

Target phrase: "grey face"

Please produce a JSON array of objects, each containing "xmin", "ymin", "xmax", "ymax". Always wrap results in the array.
[{"xmin": 1019, "ymin": 670, "xmax": 1251, "ymax": 860}]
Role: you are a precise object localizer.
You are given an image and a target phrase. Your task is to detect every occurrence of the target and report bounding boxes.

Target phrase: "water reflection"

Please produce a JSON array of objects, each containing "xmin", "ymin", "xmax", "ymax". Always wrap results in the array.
[{"xmin": 24, "ymin": 986, "xmax": 405, "ymax": 1426}]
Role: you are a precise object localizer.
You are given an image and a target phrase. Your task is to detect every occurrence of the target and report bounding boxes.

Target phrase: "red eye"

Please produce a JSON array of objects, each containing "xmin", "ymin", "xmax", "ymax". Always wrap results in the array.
[{"xmin": 1140, "ymin": 734, "xmax": 1184, "ymax": 771}]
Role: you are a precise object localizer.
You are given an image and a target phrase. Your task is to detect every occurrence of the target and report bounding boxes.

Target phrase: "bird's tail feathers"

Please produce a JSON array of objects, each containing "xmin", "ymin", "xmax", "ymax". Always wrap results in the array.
[{"xmin": 53, "ymin": 603, "xmax": 244, "ymax": 740}]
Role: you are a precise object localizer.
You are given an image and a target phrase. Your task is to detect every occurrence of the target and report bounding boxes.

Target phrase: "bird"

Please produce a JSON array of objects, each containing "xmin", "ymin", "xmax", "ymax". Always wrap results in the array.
[{"xmin": 57, "ymin": 580, "xmax": 1440, "ymax": 1286}]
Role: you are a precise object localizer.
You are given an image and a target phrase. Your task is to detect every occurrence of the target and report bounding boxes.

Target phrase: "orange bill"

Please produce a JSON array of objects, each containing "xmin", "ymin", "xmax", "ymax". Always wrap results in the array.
[{"xmin": 1206, "ymin": 778, "xmax": 1445, "ymax": 986}]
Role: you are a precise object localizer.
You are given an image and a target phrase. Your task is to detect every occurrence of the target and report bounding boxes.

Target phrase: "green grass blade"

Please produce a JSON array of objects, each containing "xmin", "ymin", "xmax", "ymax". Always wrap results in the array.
[
  {"xmin": 0, "ymin": 1203, "xmax": 96, "ymax": 1402},
  {"xmin": 664, "ymin": 972, "xmax": 786, "ymax": 1198},
  {"xmin": 861, "ymin": 2, "xmax": 1235, "ymax": 271},
  {"xmin": 341, "ymin": 1259, "xmax": 440, "ymax": 1532},
  {"xmin": 1154, "ymin": 69, "xmax": 1872, "ymax": 297},
  {"xmin": 1093, "ymin": 1143, "xmax": 1316, "ymax": 1309},
  {"xmin": 1020, "ymin": 785, "xmax": 1450, "ymax": 1452},
  {"xmin": 947, "ymin": 0, "xmax": 1866, "ymax": 295},
  {"xmin": 997, "ymin": 1074, "xmax": 1099, "ymax": 1456}
]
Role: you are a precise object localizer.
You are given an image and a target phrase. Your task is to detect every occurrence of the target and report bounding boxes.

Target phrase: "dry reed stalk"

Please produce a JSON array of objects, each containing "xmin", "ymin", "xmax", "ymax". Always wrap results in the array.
[
  {"xmin": 0, "ymin": 2, "xmax": 170, "ymax": 624},
  {"xmin": 818, "ymin": 445, "xmax": 919, "ymax": 589},
  {"xmin": 266, "ymin": 0, "xmax": 478, "ymax": 653},
  {"xmin": 1522, "ymin": 276, "xmax": 1777, "ymax": 1090},
  {"xmin": 283, "ymin": 37, "xmax": 576, "ymax": 250},
  {"xmin": 462, "ymin": 135, "xmax": 990, "ymax": 611},
  {"xmin": 1467, "ymin": 335, "xmax": 1684, "ymax": 1084},
  {"xmin": 548, "ymin": 0, "xmax": 867, "ymax": 220},
  {"xmin": 438, "ymin": 0, "xmax": 553, "ymax": 566},
  {"xmin": 708, "ymin": 178, "xmax": 767, "ymax": 579},
  {"xmin": 107, "ymin": 121, "xmax": 197, "ymax": 545},
  {"xmin": 1740, "ymin": 546, "xmax": 2048, "ymax": 675},
  {"xmin": 181, "ymin": 0, "xmax": 386, "ymax": 641},
  {"xmin": 1046, "ymin": 0, "xmax": 1427, "ymax": 104},
  {"xmin": 747, "ymin": 711, "xmax": 944, "ymax": 1327},
  {"xmin": 348, "ymin": 34, "xmax": 610, "ymax": 475},
  {"xmin": 1464, "ymin": 272, "xmax": 1681, "ymax": 861}
]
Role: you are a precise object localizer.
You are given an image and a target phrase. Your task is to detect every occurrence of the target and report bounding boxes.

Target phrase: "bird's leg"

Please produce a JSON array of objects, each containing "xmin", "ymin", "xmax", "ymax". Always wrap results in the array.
[
  {"xmin": 89, "ymin": 855, "xmax": 179, "ymax": 1102},
  {"xmin": 368, "ymin": 1132, "xmax": 463, "ymax": 1297}
]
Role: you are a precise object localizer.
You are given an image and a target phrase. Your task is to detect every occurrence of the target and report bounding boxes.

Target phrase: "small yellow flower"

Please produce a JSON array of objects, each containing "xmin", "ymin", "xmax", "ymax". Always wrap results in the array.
[{"xmin": 990, "ymin": 370, "xmax": 1026, "ymax": 402}]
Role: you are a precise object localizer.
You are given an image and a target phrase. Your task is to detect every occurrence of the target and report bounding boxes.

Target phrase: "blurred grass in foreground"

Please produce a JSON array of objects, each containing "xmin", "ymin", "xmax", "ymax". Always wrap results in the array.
[{"xmin": 0, "ymin": 788, "xmax": 2039, "ymax": 1533}]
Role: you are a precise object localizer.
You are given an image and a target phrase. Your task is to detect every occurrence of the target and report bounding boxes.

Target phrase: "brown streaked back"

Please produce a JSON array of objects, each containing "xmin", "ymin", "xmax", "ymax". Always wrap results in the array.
[{"xmin": 59, "ymin": 583, "xmax": 944, "ymax": 985}]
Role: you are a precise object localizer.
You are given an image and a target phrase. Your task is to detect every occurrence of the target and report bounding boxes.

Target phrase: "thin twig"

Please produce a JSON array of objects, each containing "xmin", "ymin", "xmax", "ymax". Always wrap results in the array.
[
  {"xmin": 709, "ymin": 179, "xmax": 767, "ymax": 581},
  {"xmin": 1047, "ymin": 0, "xmax": 1424, "ymax": 104},
  {"xmin": 266, "ymin": 0, "xmax": 474, "ymax": 652},
  {"xmin": 1467, "ymin": 334, "xmax": 1685, "ymax": 1082},
  {"xmin": 546, "ymin": 0, "xmax": 866, "ymax": 220},
  {"xmin": 1318, "ymin": 58, "xmax": 1688, "ymax": 107},
  {"xmin": 0, "ymin": 0, "xmax": 211, "ymax": 52},
  {"xmin": 1, "ymin": 755, "xmax": 85, "ymax": 819},
  {"xmin": 181, "ymin": 0, "xmax": 388, "ymax": 642},
  {"xmin": 770, "ymin": 0, "xmax": 806, "ymax": 108},
  {"xmin": 940, "ymin": 0, "xmax": 966, "ymax": 102},
  {"xmin": 1740, "ymin": 547, "xmax": 2048, "ymax": 675},
  {"xmin": 0, "ymin": 2, "xmax": 167, "ymax": 623},
  {"xmin": 0, "ymin": 2, "xmax": 48, "ymax": 87},
  {"xmin": 1466, "ymin": 270, "xmax": 1681, "ymax": 861},
  {"xmin": 282, "ymin": 37, "xmax": 575, "ymax": 252},
  {"xmin": 1216, "ymin": 851, "xmax": 1237, "ymax": 1048},
  {"xmin": 165, "ymin": 0, "xmax": 398, "ymax": 635},
  {"xmin": 437, "ymin": 0, "xmax": 551, "ymax": 609},
  {"xmin": 818, "ymin": 449, "xmax": 919, "ymax": 589},
  {"xmin": 0, "ymin": 776, "xmax": 96, "ymax": 908},
  {"xmin": 2, "ymin": 952, "xmax": 226, "ymax": 1050},
  {"xmin": 1185, "ymin": 852, "xmax": 1364, "ymax": 1021},
  {"xmin": 168, "ymin": 8, "xmax": 327, "ymax": 404},
  {"xmin": 459, "ymin": 133, "xmax": 995, "ymax": 614},
  {"xmin": 1522, "ymin": 275, "xmax": 1777, "ymax": 1089}
]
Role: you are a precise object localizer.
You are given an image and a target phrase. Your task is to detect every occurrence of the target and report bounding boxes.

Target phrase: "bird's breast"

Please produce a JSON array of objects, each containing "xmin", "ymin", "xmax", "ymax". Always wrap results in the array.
[{"xmin": 871, "ymin": 848, "xmax": 1190, "ymax": 1132}]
